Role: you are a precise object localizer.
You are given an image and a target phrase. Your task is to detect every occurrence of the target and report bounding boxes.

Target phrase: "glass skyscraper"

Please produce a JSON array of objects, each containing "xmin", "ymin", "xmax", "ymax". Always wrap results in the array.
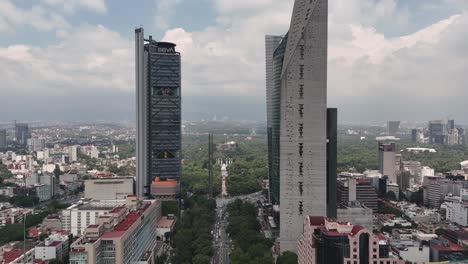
[{"xmin": 135, "ymin": 28, "xmax": 181, "ymax": 198}]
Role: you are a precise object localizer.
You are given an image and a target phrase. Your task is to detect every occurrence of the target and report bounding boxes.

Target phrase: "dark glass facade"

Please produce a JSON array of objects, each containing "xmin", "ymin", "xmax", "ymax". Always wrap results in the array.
[
  {"xmin": 269, "ymin": 33, "xmax": 288, "ymax": 205},
  {"xmin": 146, "ymin": 41, "xmax": 182, "ymax": 196}
]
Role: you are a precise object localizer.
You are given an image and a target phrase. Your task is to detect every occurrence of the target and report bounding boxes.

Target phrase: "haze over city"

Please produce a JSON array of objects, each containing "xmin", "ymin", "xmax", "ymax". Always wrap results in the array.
[{"xmin": 0, "ymin": 0, "xmax": 467, "ymax": 123}]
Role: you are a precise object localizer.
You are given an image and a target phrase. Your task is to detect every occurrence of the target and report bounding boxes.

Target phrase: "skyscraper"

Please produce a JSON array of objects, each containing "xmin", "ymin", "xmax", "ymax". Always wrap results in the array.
[
  {"xmin": 429, "ymin": 120, "xmax": 447, "ymax": 144},
  {"xmin": 0, "ymin": 129, "xmax": 6, "ymax": 150},
  {"xmin": 265, "ymin": 35, "xmax": 284, "ymax": 204},
  {"xmin": 279, "ymin": 0, "xmax": 329, "ymax": 252},
  {"xmin": 135, "ymin": 28, "xmax": 181, "ymax": 199},
  {"xmin": 387, "ymin": 121, "xmax": 400, "ymax": 135},
  {"xmin": 15, "ymin": 123, "xmax": 30, "ymax": 146},
  {"xmin": 379, "ymin": 142, "xmax": 397, "ymax": 183}
]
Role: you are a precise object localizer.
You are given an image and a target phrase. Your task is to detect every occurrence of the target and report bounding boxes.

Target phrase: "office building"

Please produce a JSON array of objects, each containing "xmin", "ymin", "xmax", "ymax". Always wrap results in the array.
[
  {"xmin": 62, "ymin": 200, "xmax": 126, "ymax": 236},
  {"xmin": 429, "ymin": 120, "xmax": 447, "ymax": 144},
  {"xmin": 34, "ymin": 233, "xmax": 70, "ymax": 262},
  {"xmin": 69, "ymin": 198, "xmax": 163, "ymax": 264},
  {"xmin": 276, "ymin": 0, "xmax": 329, "ymax": 252},
  {"xmin": 15, "ymin": 123, "xmax": 30, "ymax": 146},
  {"xmin": 266, "ymin": 33, "xmax": 288, "ymax": 206},
  {"xmin": 388, "ymin": 121, "xmax": 400, "ymax": 135},
  {"xmin": 379, "ymin": 142, "xmax": 397, "ymax": 183},
  {"xmin": 337, "ymin": 177, "xmax": 378, "ymax": 212},
  {"xmin": 84, "ymin": 177, "xmax": 133, "ymax": 200},
  {"xmin": 27, "ymin": 138, "xmax": 45, "ymax": 152},
  {"xmin": 69, "ymin": 145, "xmax": 78, "ymax": 162},
  {"xmin": 297, "ymin": 216, "xmax": 404, "ymax": 264},
  {"xmin": 424, "ymin": 177, "xmax": 464, "ymax": 209},
  {"xmin": 337, "ymin": 201, "xmax": 373, "ymax": 231},
  {"xmin": 266, "ymin": 35, "xmax": 284, "ymax": 204},
  {"xmin": 135, "ymin": 28, "xmax": 181, "ymax": 199},
  {"xmin": 0, "ymin": 129, "xmax": 6, "ymax": 149}
]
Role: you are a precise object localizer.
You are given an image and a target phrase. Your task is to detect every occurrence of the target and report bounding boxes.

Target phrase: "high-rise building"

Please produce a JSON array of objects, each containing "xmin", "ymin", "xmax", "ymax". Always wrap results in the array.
[
  {"xmin": 69, "ymin": 145, "xmax": 78, "ymax": 162},
  {"xmin": 15, "ymin": 123, "xmax": 30, "ymax": 146},
  {"xmin": 267, "ymin": 33, "xmax": 288, "ymax": 206},
  {"xmin": 265, "ymin": 34, "xmax": 284, "ymax": 205},
  {"xmin": 278, "ymin": 0, "xmax": 329, "ymax": 252},
  {"xmin": 337, "ymin": 177, "xmax": 378, "ymax": 212},
  {"xmin": 135, "ymin": 28, "xmax": 181, "ymax": 199},
  {"xmin": 387, "ymin": 121, "xmax": 400, "ymax": 135},
  {"xmin": 27, "ymin": 138, "xmax": 45, "ymax": 152},
  {"xmin": 429, "ymin": 120, "xmax": 447, "ymax": 144},
  {"xmin": 0, "ymin": 129, "xmax": 6, "ymax": 150},
  {"xmin": 379, "ymin": 142, "xmax": 397, "ymax": 183}
]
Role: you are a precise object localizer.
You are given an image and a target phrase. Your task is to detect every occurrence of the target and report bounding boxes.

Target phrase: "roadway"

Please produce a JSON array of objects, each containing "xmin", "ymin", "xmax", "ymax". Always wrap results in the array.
[{"xmin": 212, "ymin": 191, "xmax": 265, "ymax": 264}]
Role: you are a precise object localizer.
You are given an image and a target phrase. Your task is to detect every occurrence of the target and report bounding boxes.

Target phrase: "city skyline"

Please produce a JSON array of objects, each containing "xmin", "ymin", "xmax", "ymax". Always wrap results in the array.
[{"xmin": 0, "ymin": 1, "xmax": 467, "ymax": 123}]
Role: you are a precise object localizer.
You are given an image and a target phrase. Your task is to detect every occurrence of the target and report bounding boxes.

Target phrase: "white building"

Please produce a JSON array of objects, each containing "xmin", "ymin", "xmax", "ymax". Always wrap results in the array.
[
  {"xmin": 421, "ymin": 166, "xmax": 435, "ymax": 183},
  {"xmin": 90, "ymin": 146, "xmax": 99, "ymax": 159},
  {"xmin": 0, "ymin": 187, "xmax": 14, "ymax": 197},
  {"xmin": 62, "ymin": 200, "xmax": 125, "ymax": 236},
  {"xmin": 34, "ymin": 233, "xmax": 70, "ymax": 262},
  {"xmin": 442, "ymin": 189, "xmax": 468, "ymax": 226}
]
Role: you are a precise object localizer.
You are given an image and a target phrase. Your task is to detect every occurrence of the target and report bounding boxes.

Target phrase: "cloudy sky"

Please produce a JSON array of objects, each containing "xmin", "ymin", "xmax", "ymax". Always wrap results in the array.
[{"xmin": 0, "ymin": 0, "xmax": 467, "ymax": 124}]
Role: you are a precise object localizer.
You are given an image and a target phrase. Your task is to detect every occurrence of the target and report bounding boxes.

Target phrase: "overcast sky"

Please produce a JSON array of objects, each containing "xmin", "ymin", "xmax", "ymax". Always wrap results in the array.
[{"xmin": 0, "ymin": 0, "xmax": 467, "ymax": 124}]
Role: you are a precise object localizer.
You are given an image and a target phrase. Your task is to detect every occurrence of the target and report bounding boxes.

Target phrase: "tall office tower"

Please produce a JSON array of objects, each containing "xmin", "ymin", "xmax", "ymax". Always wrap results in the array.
[
  {"xmin": 69, "ymin": 145, "xmax": 78, "ymax": 162},
  {"xmin": 15, "ymin": 123, "xmax": 30, "ymax": 146},
  {"xmin": 268, "ymin": 34, "xmax": 288, "ymax": 207},
  {"xmin": 429, "ymin": 120, "xmax": 447, "ymax": 144},
  {"xmin": 387, "ymin": 121, "xmax": 400, "ymax": 135},
  {"xmin": 135, "ymin": 28, "xmax": 181, "ymax": 199},
  {"xmin": 379, "ymin": 142, "xmax": 397, "ymax": 183},
  {"xmin": 327, "ymin": 108, "xmax": 337, "ymax": 218},
  {"xmin": 265, "ymin": 35, "xmax": 284, "ymax": 204},
  {"xmin": 279, "ymin": 0, "xmax": 328, "ymax": 252},
  {"xmin": 0, "ymin": 129, "xmax": 6, "ymax": 150},
  {"xmin": 448, "ymin": 119, "xmax": 455, "ymax": 130}
]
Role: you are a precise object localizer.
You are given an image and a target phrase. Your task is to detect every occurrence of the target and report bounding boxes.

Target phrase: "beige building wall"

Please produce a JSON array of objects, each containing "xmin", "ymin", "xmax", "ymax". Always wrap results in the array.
[{"xmin": 84, "ymin": 178, "xmax": 133, "ymax": 200}]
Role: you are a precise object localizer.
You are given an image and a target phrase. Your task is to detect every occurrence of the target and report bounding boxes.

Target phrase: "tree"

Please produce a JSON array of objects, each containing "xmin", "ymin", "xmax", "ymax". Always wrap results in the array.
[
  {"xmin": 277, "ymin": 251, "xmax": 298, "ymax": 264},
  {"xmin": 385, "ymin": 191, "xmax": 397, "ymax": 201},
  {"xmin": 39, "ymin": 232, "xmax": 49, "ymax": 241}
]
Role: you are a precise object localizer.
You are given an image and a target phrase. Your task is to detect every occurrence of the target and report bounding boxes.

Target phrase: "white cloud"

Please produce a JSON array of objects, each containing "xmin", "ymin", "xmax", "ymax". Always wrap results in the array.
[
  {"xmin": 0, "ymin": 0, "xmax": 70, "ymax": 32},
  {"xmin": 41, "ymin": 0, "xmax": 107, "ymax": 14},
  {"xmin": 155, "ymin": 0, "xmax": 182, "ymax": 30},
  {"xmin": 0, "ymin": 25, "xmax": 132, "ymax": 96},
  {"xmin": 157, "ymin": 0, "xmax": 468, "ymax": 121}
]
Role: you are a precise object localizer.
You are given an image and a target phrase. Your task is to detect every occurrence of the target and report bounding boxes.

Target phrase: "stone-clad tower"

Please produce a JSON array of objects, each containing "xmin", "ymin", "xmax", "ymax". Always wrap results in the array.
[{"xmin": 279, "ymin": 0, "xmax": 328, "ymax": 252}]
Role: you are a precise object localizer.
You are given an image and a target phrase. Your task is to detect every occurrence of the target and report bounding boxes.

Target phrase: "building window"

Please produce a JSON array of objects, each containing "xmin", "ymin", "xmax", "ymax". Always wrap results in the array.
[
  {"xmin": 298, "ymin": 123, "xmax": 304, "ymax": 138},
  {"xmin": 299, "ymin": 162, "xmax": 304, "ymax": 177},
  {"xmin": 299, "ymin": 65, "xmax": 304, "ymax": 79},
  {"xmin": 299, "ymin": 182, "xmax": 303, "ymax": 196},
  {"xmin": 299, "ymin": 104, "xmax": 304, "ymax": 118},
  {"xmin": 298, "ymin": 201, "xmax": 303, "ymax": 215},
  {"xmin": 300, "ymin": 45, "xmax": 305, "ymax": 59},
  {"xmin": 299, "ymin": 143, "xmax": 303, "ymax": 157}
]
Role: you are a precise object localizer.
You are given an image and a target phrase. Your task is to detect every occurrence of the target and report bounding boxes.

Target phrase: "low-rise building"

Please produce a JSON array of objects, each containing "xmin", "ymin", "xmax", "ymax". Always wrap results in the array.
[
  {"xmin": 156, "ymin": 215, "xmax": 176, "ymax": 241},
  {"xmin": 62, "ymin": 200, "xmax": 126, "ymax": 236},
  {"xmin": 337, "ymin": 201, "xmax": 373, "ymax": 231},
  {"xmin": 216, "ymin": 141, "xmax": 238, "ymax": 152},
  {"xmin": 34, "ymin": 233, "xmax": 70, "ymax": 262},
  {"xmin": 84, "ymin": 177, "xmax": 133, "ymax": 200},
  {"xmin": 297, "ymin": 216, "xmax": 404, "ymax": 264}
]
